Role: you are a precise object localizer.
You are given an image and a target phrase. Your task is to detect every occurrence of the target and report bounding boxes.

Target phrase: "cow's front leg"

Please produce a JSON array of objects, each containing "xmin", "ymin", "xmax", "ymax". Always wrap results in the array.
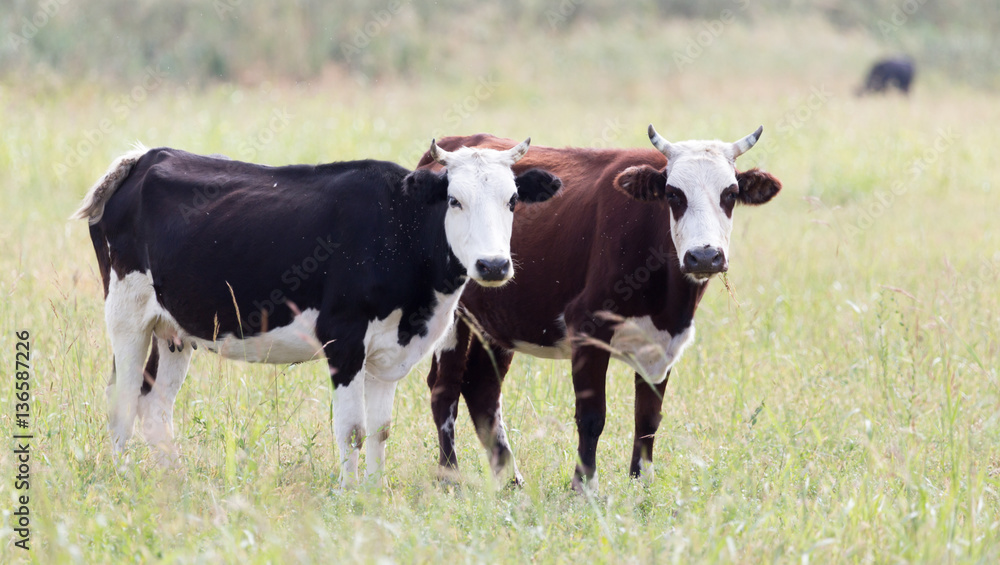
[
  {"xmin": 630, "ymin": 371, "xmax": 669, "ymax": 482},
  {"xmin": 332, "ymin": 370, "xmax": 365, "ymax": 488},
  {"xmin": 319, "ymin": 319, "xmax": 368, "ymax": 489},
  {"xmin": 428, "ymin": 319, "xmax": 471, "ymax": 476},
  {"xmin": 570, "ymin": 344, "xmax": 611, "ymax": 493},
  {"xmin": 363, "ymin": 374, "xmax": 398, "ymax": 485}
]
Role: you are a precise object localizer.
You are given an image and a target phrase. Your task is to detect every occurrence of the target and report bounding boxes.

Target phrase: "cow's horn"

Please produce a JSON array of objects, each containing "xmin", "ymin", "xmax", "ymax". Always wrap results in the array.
[
  {"xmin": 648, "ymin": 124, "xmax": 673, "ymax": 159},
  {"xmin": 429, "ymin": 139, "xmax": 452, "ymax": 166},
  {"xmin": 507, "ymin": 137, "xmax": 530, "ymax": 163},
  {"xmin": 731, "ymin": 126, "xmax": 764, "ymax": 159}
]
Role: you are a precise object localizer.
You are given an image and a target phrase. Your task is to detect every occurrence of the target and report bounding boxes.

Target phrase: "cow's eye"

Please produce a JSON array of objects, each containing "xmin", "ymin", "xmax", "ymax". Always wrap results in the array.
[
  {"xmin": 449, "ymin": 196, "xmax": 462, "ymax": 209},
  {"xmin": 507, "ymin": 194, "xmax": 518, "ymax": 212},
  {"xmin": 665, "ymin": 189, "xmax": 682, "ymax": 202},
  {"xmin": 723, "ymin": 185, "xmax": 739, "ymax": 201}
]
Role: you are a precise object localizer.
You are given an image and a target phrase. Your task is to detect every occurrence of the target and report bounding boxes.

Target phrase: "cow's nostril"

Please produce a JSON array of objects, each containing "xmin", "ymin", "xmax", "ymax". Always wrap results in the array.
[
  {"xmin": 476, "ymin": 258, "xmax": 510, "ymax": 281},
  {"xmin": 683, "ymin": 252, "xmax": 700, "ymax": 271},
  {"xmin": 683, "ymin": 247, "xmax": 726, "ymax": 274}
]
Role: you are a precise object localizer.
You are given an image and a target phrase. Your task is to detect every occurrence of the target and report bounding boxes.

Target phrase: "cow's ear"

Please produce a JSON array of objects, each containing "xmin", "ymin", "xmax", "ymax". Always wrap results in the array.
[
  {"xmin": 515, "ymin": 169, "xmax": 562, "ymax": 203},
  {"xmin": 736, "ymin": 168, "xmax": 781, "ymax": 205},
  {"xmin": 403, "ymin": 169, "xmax": 449, "ymax": 204},
  {"xmin": 613, "ymin": 165, "xmax": 667, "ymax": 201}
]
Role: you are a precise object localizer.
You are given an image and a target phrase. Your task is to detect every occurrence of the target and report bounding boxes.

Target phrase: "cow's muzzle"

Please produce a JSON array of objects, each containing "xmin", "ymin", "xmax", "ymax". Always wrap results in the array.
[
  {"xmin": 474, "ymin": 257, "xmax": 511, "ymax": 285},
  {"xmin": 682, "ymin": 246, "xmax": 727, "ymax": 280}
]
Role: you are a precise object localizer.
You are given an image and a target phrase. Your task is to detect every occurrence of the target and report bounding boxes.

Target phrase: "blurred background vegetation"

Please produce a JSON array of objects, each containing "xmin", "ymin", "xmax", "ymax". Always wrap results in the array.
[
  {"xmin": 3, "ymin": 0, "xmax": 998, "ymax": 88},
  {"xmin": 3, "ymin": 3, "xmax": 1000, "ymax": 562}
]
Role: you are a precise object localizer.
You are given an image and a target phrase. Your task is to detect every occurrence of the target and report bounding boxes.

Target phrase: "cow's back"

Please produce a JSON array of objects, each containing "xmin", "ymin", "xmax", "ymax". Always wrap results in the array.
[{"xmin": 97, "ymin": 148, "xmax": 409, "ymax": 339}]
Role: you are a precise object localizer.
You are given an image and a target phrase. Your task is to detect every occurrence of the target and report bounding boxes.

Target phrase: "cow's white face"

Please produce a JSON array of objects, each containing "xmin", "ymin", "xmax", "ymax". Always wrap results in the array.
[
  {"xmin": 613, "ymin": 126, "xmax": 781, "ymax": 283},
  {"xmin": 415, "ymin": 139, "xmax": 561, "ymax": 287},
  {"xmin": 661, "ymin": 141, "xmax": 742, "ymax": 281},
  {"xmin": 439, "ymin": 143, "xmax": 525, "ymax": 286}
]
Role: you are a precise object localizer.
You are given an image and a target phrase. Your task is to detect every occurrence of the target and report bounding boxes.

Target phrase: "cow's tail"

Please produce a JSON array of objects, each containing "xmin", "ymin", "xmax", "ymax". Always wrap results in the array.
[
  {"xmin": 74, "ymin": 144, "xmax": 148, "ymax": 299},
  {"xmin": 71, "ymin": 143, "xmax": 148, "ymax": 224}
]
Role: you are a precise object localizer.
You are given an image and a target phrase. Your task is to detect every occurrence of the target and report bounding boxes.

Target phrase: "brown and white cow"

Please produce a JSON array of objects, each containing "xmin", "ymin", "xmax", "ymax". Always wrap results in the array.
[{"xmin": 422, "ymin": 127, "xmax": 781, "ymax": 490}]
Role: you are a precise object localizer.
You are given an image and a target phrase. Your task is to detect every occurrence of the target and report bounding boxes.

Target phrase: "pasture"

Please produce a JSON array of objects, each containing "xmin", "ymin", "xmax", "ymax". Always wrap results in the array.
[{"xmin": 2, "ymin": 12, "xmax": 999, "ymax": 564}]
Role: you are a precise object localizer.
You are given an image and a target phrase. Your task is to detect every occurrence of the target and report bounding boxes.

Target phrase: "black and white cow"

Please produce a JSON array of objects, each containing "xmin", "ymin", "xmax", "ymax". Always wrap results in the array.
[{"xmin": 73, "ymin": 140, "xmax": 561, "ymax": 486}]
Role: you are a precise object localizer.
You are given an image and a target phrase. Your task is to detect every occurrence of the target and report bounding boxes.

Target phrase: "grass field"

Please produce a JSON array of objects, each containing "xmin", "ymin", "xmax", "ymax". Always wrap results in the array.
[{"xmin": 2, "ymin": 14, "xmax": 999, "ymax": 564}]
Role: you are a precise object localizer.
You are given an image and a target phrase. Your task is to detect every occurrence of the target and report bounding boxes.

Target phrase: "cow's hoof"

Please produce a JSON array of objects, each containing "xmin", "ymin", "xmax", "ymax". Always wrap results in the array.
[
  {"xmin": 571, "ymin": 473, "xmax": 599, "ymax": 496},
  {"xmin": 507, "ymin": 471, "xmax": 525, "ymax": 489},
  {"xmin": 435, "ymin": 465, "xmax": 462, "ymax": 487}
]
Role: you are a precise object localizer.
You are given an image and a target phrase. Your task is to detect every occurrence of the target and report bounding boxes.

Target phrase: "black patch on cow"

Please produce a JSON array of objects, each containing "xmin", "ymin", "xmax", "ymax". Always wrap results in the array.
[
  {"xmin": 720, "ymin": 183, "xmax": 738, "ymax": 218},
  {"xmin": 140, "ymin": 337, "xmax": 159, "ymax": 395},
  {"xmin": 736, "ymin": 168, "xmax": 782, "ymax": 206},
  {"xmin": 396, "ymin": 245, "xmax": 467, "ymax": 347},
  {"xmin": 515, "ymin": 169, "xmax": 563, "ymax": 203},
  {"xmin": 403, "ymin": 169, "xmax": 449, "ymax": 204},
  {"xmin": 663, "ymin": 184, "xmax": 688, "ymax": 220}
]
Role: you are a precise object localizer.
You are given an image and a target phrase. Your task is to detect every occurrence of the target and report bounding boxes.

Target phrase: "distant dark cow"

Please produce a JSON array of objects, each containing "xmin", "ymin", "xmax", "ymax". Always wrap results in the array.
[
  {"xmin": 73, "ymin": 140, "xmax": 561, "ymax": 486},
  {"xmin": 422, "ymin": 128, "xmax": 781, "ymax": 490},
  {"xmin": 858, "ymin": 57, "xmax": 914, "ymax": 95}
]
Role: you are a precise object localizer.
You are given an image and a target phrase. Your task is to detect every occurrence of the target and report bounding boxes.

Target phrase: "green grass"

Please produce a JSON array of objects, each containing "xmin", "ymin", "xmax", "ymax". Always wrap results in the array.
[{"xmin": 2, "ymin": 16, "xmax": 1000, "ymax": 564}]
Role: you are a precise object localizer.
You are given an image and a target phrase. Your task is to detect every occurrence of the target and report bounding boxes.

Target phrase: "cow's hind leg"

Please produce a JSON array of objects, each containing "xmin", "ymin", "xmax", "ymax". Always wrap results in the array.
[
  {"xmin": 104, "ymin": 272, "xmax": 156, "ymax": 461},
  {"xmin": 461, "ymin": 339, "xmax": 522, "ymax": 485},
  {"xmin": 138, "ymin": 337, "xmax": 192, "ymax": 466}
]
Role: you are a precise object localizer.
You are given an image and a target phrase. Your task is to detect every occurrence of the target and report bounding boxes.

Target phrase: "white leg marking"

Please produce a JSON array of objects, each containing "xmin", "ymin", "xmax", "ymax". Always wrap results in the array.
[
  {"xmin": 138, "ymin": 338, "xmax": 192, "ymax": 466},
  {"xmin": 639, "ymin": 458, "xmax": 655, "ymax": 485},
  {"xmin": 363, "ymin": 375, "xmax": 398, "ymax": 485},
  {"xmin": 105, "ymin": 271, "xmax": 156, "ymax": 459},
  {"xmin": 333, "ymin": 371, "xmax": 366, "ymax": 488},
  {"xmin": 435, "ymin": 321, "xmax": 459, "ymax": 359},
  {"xmin": 490, "ymin": 394, "xmax": 523, "ymax": 484},
  {"xmin": 441, "ymin": 400, "xmax": 458, "ymax": 437}
]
